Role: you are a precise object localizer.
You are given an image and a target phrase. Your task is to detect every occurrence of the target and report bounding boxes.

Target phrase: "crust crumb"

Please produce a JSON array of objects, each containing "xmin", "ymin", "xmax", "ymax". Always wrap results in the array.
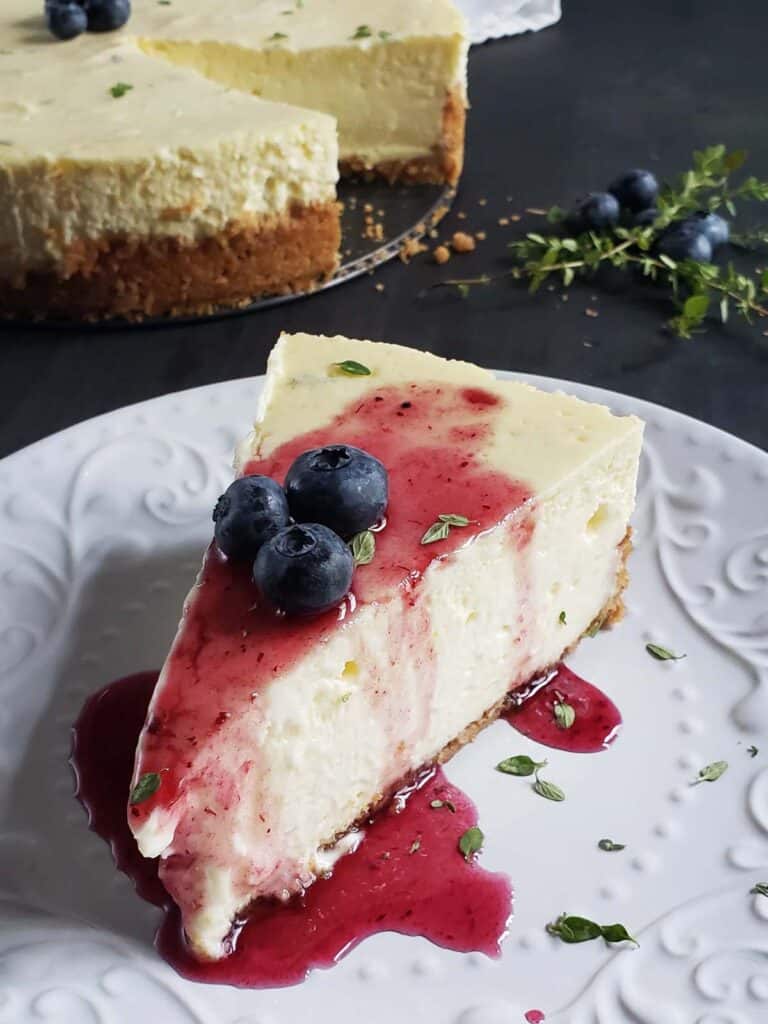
[
  {"xmin": 451, "ymin": 231, "xmax": 476, "ymax": 253},
  {"xmin": 433, "ymin": 245, "xmax": 451, "ymax": 265},
  {"xmin": 399, "ymin": 237, "xmax": 428, "ymax": 263}
]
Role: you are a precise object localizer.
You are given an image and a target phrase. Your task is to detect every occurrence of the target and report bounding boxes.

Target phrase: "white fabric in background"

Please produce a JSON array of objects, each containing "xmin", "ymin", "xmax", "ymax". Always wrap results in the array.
[{"xmin": 456, "ymin": 0, "xmax": 561, "ymax": 43}]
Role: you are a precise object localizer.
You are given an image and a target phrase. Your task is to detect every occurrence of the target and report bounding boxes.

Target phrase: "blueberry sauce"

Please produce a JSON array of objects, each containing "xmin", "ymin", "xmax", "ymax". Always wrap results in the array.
[
  {"xmin": 503, "ymin": 664, "xmax": 621, "ymax": 753},
  {"xmin": 72, "ymin": 671, "xmax": 512, "ymax": 988}
]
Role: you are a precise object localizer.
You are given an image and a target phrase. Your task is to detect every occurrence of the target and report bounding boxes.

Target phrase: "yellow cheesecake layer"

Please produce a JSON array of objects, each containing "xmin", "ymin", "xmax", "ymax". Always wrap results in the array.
[{"xmin": 135, "ymin": 0, "xmax": 468, "ymax": 172}]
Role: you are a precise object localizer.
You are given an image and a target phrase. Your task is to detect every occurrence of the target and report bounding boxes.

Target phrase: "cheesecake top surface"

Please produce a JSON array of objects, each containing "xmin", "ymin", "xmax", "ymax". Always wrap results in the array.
[
  {"xmin": 242, "ymin": 333, "xmax": 643, "ymax": 497},
  {"xmin": 130, "ymin": 0, "xmax": 467, "ymax": 49},
  {"xmin": 0, "ymin": 0, "xmax": 463, "ymax": 161},
  {"xmin": 0, "ymin": 5, "xmax": 337, "ymax": 161}
]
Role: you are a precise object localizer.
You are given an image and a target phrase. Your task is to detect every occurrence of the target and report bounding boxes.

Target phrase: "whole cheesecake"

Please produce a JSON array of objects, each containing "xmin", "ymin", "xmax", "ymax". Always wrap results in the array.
[
  {"xmin": 0, "ymin": 1, "xmax": 468, "ymax": 320},
  {"xmin": 128, "ymin": 333, "xmax": 644, "ymax": 960}
]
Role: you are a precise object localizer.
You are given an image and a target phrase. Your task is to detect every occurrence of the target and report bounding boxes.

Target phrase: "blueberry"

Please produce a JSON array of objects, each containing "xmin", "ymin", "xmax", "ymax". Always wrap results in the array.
[
  {"xmin": 85, "ymin": 0, "xmax": 131, "ymax": 32},
  {"xmin": 285, "ymin": 445, "xmax": 388, "ymax": 539},
  {"xmin": 681, "ymin": 210, "xmax": 730, "ymax": 249},
  {"xmin": 564, "ymin": 192, "xmax": 620, "ymax": 234},
  {"xmin": 213, "ymin": 475, "xmax": 291, "ymax": 561},
  {"xmin": 45, "ymin": 1, "xmax": 88, "ymax": 40},
  {"xmin": 254, "ymin": 524, "xmax": 354, "ymax": 616},
  {"xmin": 656, "ymin": 222, "xmax": 713, "ymax": 263},
  {"xmin": 630, "ymin": 207, "xmax": 660, "ymax": 228},
  {"xmin": 608, "ymin": 169, "xmax": 659, "ymax": 212}
]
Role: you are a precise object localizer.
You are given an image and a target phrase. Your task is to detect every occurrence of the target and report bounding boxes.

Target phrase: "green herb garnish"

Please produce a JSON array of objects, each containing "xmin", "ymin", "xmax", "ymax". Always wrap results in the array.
[
  {"xmin": 496, "ymin": 755, "xmax": 547, "ymax": 777},
  {"xmin": 646, "ymin": 642, "xmax": 686, "ymax": 661},
  {"xmin": 349, "ymin": 530, "xmax": 375, "ymax": 566},
  {"xmin": 129, "ymin": 772, "xmax": 161, "ymax": 805},
  {"xmin": 547, "ymin": 914, "xmax": 601, "ymax": 943},
  {"xmin": 438, "ymin": 513, "xmax": 471, "ymax": 527},
  {"xmin": 553, "ymin": 700, "xmax": 576, "ymax": 730},
  {"xmin": 547, "ymin": 913, "xmax": 637, "ymax": 947},
  {"xmin": 458, "ymin": 826, "xmax": 484, "ymax": 861},
  {"xmin": 332, "ymin": 359, "xmax": 371, "ymax": 376},
  {"xmin": 421, "ymin": 521, "xmax": 450, "ymax": 545},
  {"xmin": 598, "ymin": 838, "xmax": 626, "ymax": 852},
  {"xmin": 378, "ymin": 30, "xmax": 392, "ymax": 40},
  {"xmin": 439, "ymin": 146, "xmax": 768, "ymax": 338},
  {"xmin": 693, "ymin": 760, "xmax": 728, "ymax": 784},
  {"xmin": 558, "ymin": 610, "xmax": 567, "ymax": 625},
  {"xmin": 109, "ymin": 82, "xmax": 133, "ymax": 99},
  {"xmin": 352, "ymin": 25, "xmax": 372, "ymax": 39},
  {"xmin": 751, "ymin": 883, "xmax": 768, "ymax": 897},
  {"xmin": 421, "ymin": 513, "xmax": 471, "ymax": 545},
  {"xmin": 747, "ymin": 745, "xmax": 759, "ymax": 758},
  {"xmin": 600, "ymin": 923, "xmax": 639, "ymax": 946},
  {"xmin": 268, "ymin": 32, "xmax": 288, "ymax": 41},
  {"xmin": 532, "ymin": 774, "xmax": 566, "ymax": 802}
]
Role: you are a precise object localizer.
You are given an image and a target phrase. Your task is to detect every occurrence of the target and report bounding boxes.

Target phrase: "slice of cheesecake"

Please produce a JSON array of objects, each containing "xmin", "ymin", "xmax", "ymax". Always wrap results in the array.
[{"xmin": 129, "ymin": 333, "xmax": 643, "ymax": 960}]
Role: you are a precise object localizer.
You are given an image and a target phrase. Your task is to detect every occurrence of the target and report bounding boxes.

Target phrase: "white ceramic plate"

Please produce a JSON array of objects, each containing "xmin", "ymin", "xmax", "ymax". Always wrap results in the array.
[{"xmin": 1, "ymin": 373, "xmax": 766, "ymax": 1024}]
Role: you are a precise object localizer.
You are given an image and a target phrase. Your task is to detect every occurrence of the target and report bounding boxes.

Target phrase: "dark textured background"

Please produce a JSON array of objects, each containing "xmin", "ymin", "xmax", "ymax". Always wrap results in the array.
[{"xmin": 2, "ymin": 0, "xmax": 766, "ymax": 458}]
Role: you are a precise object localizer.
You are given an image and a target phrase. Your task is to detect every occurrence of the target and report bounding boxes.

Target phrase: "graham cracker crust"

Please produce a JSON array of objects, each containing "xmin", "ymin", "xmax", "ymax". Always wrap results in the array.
[
  {"xmin": 339, "ymin": 87, "xmax": 466, "ymax": 186},
  {"xmin": 0, "ymin": 200, "xmax": 340, "ymax": 322}
]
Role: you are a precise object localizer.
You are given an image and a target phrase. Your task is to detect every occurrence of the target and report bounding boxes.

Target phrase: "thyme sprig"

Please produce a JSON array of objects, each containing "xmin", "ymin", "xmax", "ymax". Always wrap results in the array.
[{"xmin": 442, "ymin": 146, "xmax": 768, "ymax": 339}]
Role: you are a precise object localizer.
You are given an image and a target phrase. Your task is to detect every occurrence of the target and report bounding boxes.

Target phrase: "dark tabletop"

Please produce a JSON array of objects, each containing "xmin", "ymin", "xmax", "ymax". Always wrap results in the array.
[{"xmin": 1, "ymin": 0, "xmax": 766, "ymax": 459}]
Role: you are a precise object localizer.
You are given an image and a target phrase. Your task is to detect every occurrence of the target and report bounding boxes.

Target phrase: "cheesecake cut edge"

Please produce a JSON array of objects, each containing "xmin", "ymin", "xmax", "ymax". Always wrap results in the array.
[
  {"xmin": 192, "ymin": 531, "xmax": 632, "ymax": 962},
  {"xmin": 339, "ymin": 87, "xmax": 466, "ymax": 186}
]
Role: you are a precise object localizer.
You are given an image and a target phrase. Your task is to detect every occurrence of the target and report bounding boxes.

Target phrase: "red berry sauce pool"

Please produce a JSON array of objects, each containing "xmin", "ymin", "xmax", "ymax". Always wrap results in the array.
[
  {"xmin": 72, "ymin": 671, "xmax": 512, "ymax": 988},
  {"xmin": 503, "ymin": 664, "xmax": 622, "ymax": 753},
  {"xmin": 72, "ymin": 662, "xmax": 621, "ymax": 987}
]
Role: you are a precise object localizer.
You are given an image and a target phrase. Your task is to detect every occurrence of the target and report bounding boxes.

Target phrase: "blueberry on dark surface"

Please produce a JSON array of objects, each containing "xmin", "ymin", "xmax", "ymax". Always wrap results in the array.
[
  {"xmin": 213, "ymin": 475, "xmax": 291, "ymax": 561},
  {"xmin": 254, "ymin": 523, "xmax": 354, "ymax": 616},
  {"xmin": 85, "ymin": 0, "xmax": 131, "ymax": 32},
  {"xmin": 682, "ymin": 210, "xmax": 730, "ymax": 249},
  {"xmin": 630, "ymin": 207, "xmax": 660, "ymax": 228},
  {"xmin": 608, "ymin": 169, "xmax": 659, "ymax": 212},
  {"xmin": 285, "ymin": 445, "xmax": 388, "ymax": 539},
  {"xmin": 564, "ymin": 192, "xmax": 620, "ymax": 234},
  {"xmin": 45, "ymin": 1, "xmax": 88, "ymax": 40},
  {"xmin": 656, "ymin": 222, "xmax": 713, "ymax": 263}
]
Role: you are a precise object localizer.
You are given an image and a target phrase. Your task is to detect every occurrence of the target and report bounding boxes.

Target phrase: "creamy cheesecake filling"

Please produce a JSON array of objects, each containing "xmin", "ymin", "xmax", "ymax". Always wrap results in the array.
[
  {"xmin": 130, "ymin": 334, "xmax": 643, "ymax": 961},
  {"xmin": 139, "ymin": 36, "xmax": 467, "ymax": 171}
]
